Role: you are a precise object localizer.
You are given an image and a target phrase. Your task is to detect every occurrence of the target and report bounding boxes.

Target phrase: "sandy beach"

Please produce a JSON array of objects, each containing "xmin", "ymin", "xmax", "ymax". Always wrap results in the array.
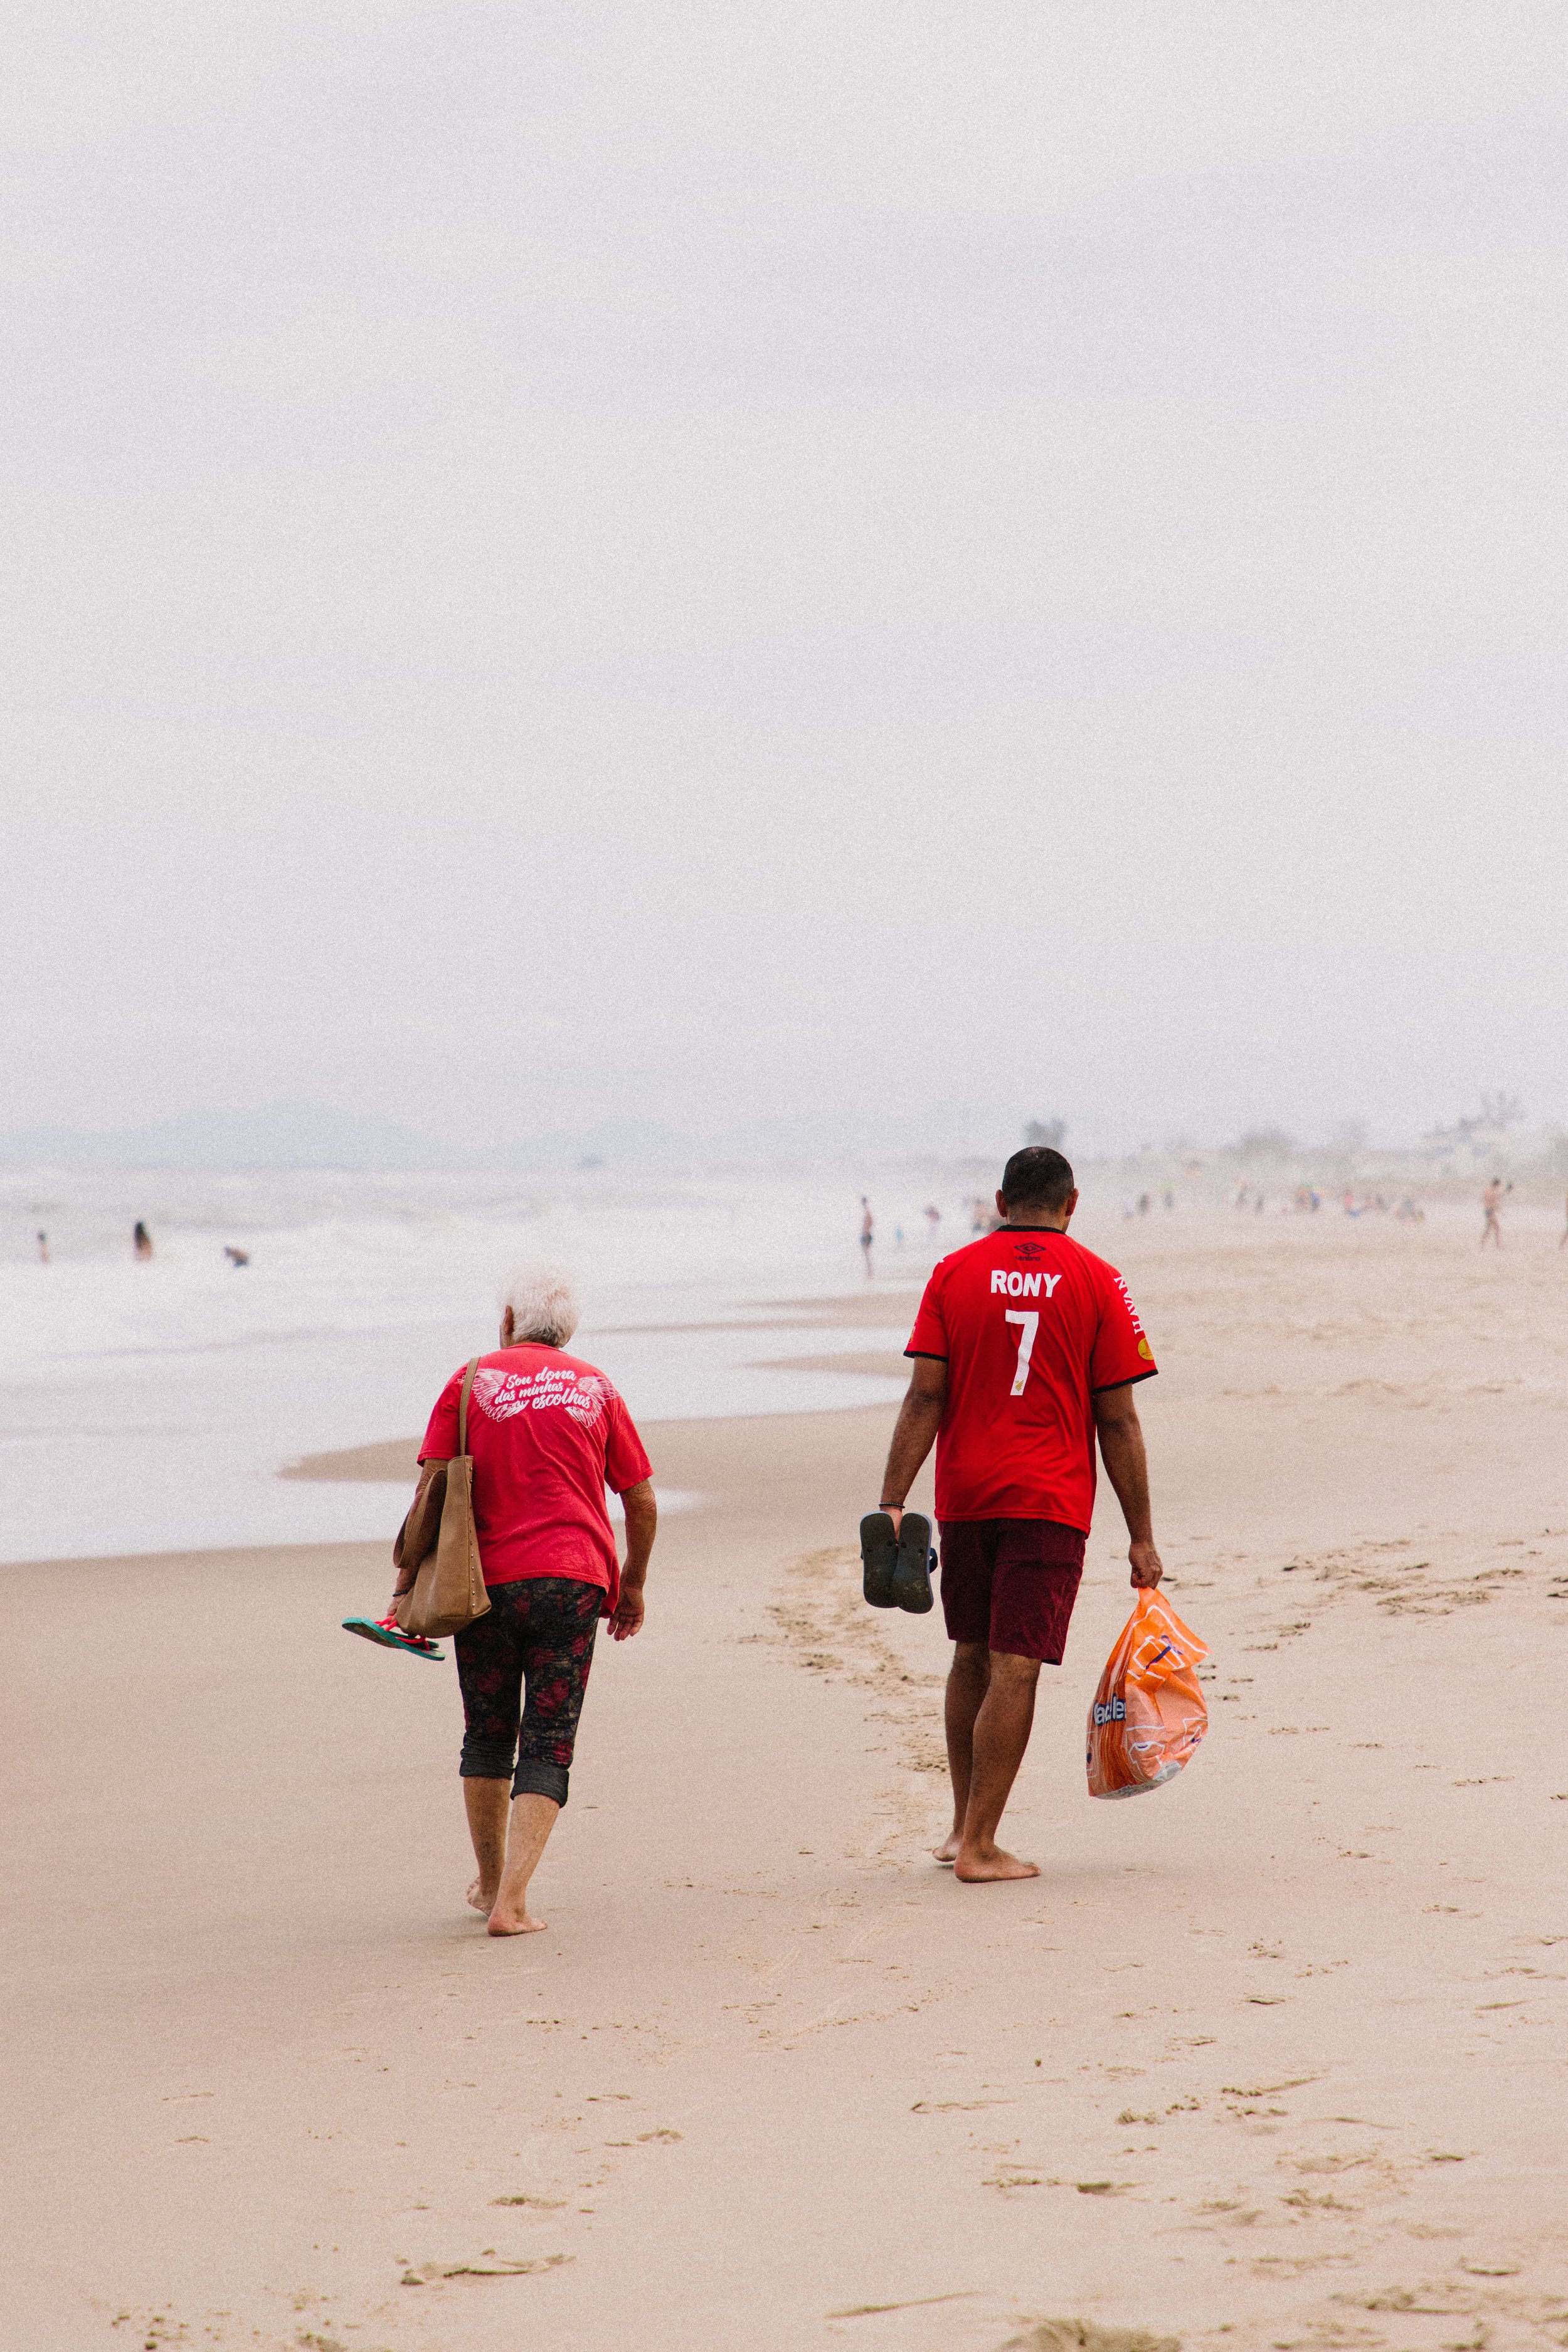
[{"xmin": 7, "ymin": 1212, "xmax": 1568, "ymax": 2351}]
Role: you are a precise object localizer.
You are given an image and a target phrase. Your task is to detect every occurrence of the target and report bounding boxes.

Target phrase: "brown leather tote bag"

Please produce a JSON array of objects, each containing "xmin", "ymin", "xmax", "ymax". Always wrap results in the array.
[{"xmin": 393, "ymin": 1357, "xmax": 491, "ymax": 1640}]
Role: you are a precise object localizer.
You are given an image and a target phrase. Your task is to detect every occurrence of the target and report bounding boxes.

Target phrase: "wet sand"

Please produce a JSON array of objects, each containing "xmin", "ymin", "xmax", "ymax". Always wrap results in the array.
[{"xmin": 7, "ymin": 1216, "xmax": 1568, "ymax": 2350}]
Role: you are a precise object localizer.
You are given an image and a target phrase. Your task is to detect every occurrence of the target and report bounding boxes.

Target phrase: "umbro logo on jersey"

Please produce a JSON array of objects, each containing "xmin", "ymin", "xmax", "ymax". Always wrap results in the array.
[{"xmin": 990, "ymin": 1269, "xmax": 1062, "ymax": 1298}]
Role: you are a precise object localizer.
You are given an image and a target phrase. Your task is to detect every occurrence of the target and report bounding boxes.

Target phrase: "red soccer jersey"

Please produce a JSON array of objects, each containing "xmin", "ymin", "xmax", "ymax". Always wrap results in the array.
[
  {"xmin": 420, "ymin": 1345, "xmax": 652, "ymax": 1601},
  {"xmin": 905, "ymin": 1227, "xmax": 1155, "ymax": 1528}
]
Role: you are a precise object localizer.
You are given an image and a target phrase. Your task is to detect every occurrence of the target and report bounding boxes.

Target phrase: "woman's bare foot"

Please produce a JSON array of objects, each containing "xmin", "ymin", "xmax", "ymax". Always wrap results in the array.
[
  {"xmin": 487, "ymin": 1906, "xmax": 547, "ymax": 1936},
  {"xmin": 953, "ymin": 1844, "xmax": 1039, "ymax": 1883},
  {"xmin": 484, "ymin": 1795, "xmax": 559, "ymax": 1937},
  {"xmin": 932, "ymin": 1832, "xmax": 961, "ymax": 1864}
]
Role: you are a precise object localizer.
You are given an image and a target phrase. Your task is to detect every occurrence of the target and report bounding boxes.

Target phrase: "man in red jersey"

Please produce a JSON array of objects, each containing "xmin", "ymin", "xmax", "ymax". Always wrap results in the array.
[{"xmin": 876, "ymin": 1146, "xmax": 1162, "ymax": 1884}]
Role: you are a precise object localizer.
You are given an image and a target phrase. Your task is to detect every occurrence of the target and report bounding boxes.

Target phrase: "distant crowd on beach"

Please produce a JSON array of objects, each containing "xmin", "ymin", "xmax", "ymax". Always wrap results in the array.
[
  {"xmin": 28, "ymin": 1219, "xmax": 250, "ymax": 1268},
  {"xmin": 1233, "ymin": 1183, "xmax": 1427, "ymax": 1222},
  {"xmin": 17, "ymin": 1177, "xmax": 1567, "ymax": 1281},
  {"xmin": 1239, "ymin": 1175, "xmax": 1564, "ymax": 1247},
  {"xmin": 852, "ymin": 1173, "xmax": 1565, "ymax": 1276}
]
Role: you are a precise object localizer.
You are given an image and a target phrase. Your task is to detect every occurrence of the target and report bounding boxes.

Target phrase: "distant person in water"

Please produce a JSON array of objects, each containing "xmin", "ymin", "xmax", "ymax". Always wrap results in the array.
[
  {"xmin": 1481, "ymin": 1179, "xmax": 1510, "ymax": 1249},
  {"xmin": 859, "ymin": 1197, "xmax": 875, "ymax": 1280},
  {"xmin": 386, "ymin": 1265, "xmax": 656, "ymax": 1936},
  {"xmin": 36, "ymin": 1230, "xmax": 49, "ymax": 1263},
  {"xmin": 223, "ymin": 1246, "xmax": 250, "ymax": 1268},
  {"xmin": 875, "ymin": 1147, "xmax": 1162, "ymax": 1885},
  {"xmin": 132, "ymin": 1221, "xmax": 154, "ymax": 1261}
]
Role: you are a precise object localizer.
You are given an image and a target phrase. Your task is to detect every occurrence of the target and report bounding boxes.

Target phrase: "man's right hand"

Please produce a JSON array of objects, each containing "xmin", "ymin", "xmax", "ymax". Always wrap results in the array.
[
  {"xmin": 882, "ymin": 1505, "xmax": 903, "ymax": 1534},
  {"xmin": 1128, "ymin": 1540, "xmax": 1163, "ymax": 1589}
]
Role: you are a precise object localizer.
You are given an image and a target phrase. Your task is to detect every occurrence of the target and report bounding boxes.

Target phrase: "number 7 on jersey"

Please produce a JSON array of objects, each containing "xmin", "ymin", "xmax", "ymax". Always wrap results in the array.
[{"xmin": 1004, "ymin": 1309, "xmax": 1039, "ymax": 1396}]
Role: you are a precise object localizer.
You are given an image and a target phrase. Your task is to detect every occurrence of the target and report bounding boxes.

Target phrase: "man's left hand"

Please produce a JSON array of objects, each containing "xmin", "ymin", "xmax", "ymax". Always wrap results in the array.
[{"xmin": 1128, "ymin": 1540, "xmax": 1163, "ymax": 1589}]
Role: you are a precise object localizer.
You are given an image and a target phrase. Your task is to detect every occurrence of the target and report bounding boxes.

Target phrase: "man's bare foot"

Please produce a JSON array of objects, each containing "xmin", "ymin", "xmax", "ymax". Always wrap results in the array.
[
  {"xmin": 487, "ymin": 1907, "xmax": 547, "ymax": 1936},
  {"xmin": 468, "ymin": 1877, "xmax": 498, "ymax": 1914},
  {"xmin": 953, "ymin": 1845, "xmax": 1039, "ymax": 1883},
  {"xmin": 932, "ymin": 1832, "xmax": 961, "ymax": 1864}
]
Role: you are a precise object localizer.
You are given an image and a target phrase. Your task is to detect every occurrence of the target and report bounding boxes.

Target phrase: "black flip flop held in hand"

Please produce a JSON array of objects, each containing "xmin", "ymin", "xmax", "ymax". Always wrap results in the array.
[
  {"xmin": 859, "ymin": 1512, "xmax": 899, "ymax": 1608},
  {"xmin": 891, "ymin": 1512, "xmax": 936, "ymax": 1613}
]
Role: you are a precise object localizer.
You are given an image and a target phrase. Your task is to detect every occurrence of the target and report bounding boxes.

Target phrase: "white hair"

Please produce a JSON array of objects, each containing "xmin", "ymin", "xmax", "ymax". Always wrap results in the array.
[{"xmin": 501, "ymin": 1263, "xmax": 581, "ymax": 1348}]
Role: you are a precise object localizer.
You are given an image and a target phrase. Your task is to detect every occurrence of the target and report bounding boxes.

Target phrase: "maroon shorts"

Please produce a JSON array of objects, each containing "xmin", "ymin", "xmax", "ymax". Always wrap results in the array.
[{"xmin": 938, "ymin": 1518, "xmax": 1087, "ymax": 1663}]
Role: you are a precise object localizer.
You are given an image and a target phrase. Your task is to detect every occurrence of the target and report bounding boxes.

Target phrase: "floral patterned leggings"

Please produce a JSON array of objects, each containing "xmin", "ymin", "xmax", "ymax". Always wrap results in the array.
[{"xmin": 453, "ymin": 1576, "xmax": 602, "ymax": 1808}]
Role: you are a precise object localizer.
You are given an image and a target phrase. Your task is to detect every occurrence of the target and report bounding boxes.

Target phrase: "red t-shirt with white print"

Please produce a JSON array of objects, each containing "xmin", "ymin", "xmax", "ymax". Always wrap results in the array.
[
  {"xmin": 905, "ymin": 1227, "xmax": 1155, "ymax": 1529},
  {"xmin": 420, "ymin": 1345, "xmax": 652, "ymax": 1600}
]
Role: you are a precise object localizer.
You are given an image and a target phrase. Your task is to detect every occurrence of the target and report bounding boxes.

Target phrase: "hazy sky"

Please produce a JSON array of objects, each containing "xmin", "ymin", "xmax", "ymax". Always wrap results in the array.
[{"xmin": 4, "ymin": 3, "xmax": 1566, "ymax": 1165}]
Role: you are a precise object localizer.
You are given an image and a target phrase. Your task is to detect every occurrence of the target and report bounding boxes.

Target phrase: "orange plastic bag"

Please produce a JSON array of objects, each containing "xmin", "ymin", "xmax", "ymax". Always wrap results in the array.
[{"xmin": 1086, "ymin": 1588, "xmax": 1209, "ymax": 1799}]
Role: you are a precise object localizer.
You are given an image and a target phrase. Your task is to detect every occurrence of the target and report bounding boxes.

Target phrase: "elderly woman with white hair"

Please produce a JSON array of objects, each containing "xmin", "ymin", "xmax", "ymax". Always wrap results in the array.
[{"xmin": 386, "ymin": 1264, "xmax": 656, "ymax": 1936}]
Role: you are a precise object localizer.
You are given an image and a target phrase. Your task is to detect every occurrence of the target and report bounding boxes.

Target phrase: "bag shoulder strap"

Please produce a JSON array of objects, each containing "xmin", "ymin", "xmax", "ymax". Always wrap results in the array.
[{"xmin": 458, "ymin": 1356, "xmax": 480, "ymax": 1456}]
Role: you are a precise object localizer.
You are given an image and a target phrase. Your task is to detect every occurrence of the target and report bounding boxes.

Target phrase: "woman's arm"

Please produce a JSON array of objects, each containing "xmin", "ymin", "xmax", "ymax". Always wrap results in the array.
[
  {"xmin": 386, "ymin": 1459, "xmax": 445, "ymax": 1616},
  {"xmin": 609, "ymin": 1480, "xmax": 656, "ymax": 1641}
]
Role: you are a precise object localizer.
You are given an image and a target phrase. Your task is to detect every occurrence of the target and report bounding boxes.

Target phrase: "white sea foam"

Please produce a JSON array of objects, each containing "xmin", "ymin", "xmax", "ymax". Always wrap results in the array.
[{"xmin": 0, "ymin": 1168, "xmax": 948, "ymax": 1563}]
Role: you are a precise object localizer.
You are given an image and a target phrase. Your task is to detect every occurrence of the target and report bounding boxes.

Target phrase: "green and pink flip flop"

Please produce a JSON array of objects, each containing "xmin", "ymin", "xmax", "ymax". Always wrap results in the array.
[{"xmin": 342, "ymin": 1615, "xmax": 445, "ymax": 1661}]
